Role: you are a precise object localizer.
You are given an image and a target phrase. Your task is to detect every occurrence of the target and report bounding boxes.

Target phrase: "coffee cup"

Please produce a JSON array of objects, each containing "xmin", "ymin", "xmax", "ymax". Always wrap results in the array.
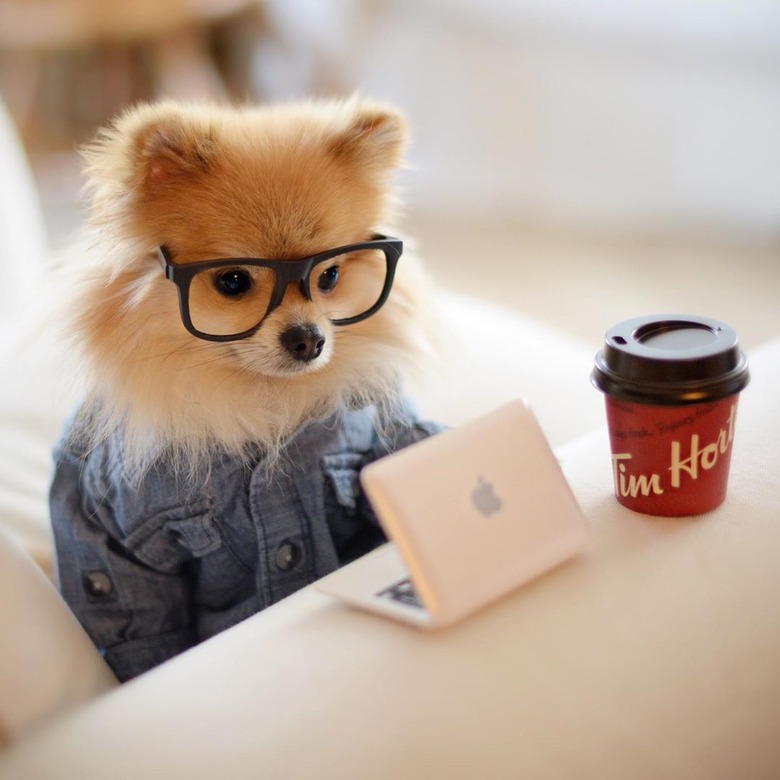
[{"xmin": 591, "ymin": 315, "xmax": 749, "ymax": 516}]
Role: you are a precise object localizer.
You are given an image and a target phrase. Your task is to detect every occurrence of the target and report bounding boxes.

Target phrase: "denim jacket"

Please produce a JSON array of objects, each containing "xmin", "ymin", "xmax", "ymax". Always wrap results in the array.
[{"xmin": 50, "ymin": 402, "xmax": 442, "ymax": 681}]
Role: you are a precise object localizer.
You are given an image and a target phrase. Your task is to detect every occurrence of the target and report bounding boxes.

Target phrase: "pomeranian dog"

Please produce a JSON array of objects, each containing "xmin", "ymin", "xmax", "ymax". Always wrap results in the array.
[{"xmin": 49, "ymin": 98, "xmax": 442, "ymax": 681}]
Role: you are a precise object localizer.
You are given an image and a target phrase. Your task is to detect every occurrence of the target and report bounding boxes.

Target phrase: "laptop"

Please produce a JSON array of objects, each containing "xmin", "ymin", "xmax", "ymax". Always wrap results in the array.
[{"xmin": 315, "ymin": 399, "xmax": 588, "ymax": 628}]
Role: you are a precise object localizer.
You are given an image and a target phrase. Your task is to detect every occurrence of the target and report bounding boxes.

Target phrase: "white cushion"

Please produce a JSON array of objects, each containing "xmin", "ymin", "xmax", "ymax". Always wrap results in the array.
[
  {"xmin": 0, "ymin": 321, "xmax": 80, "ymax": 571},
  {"xmin": 0, "ymin": 526, "xmax": 116, "ymax": 744},
  {"xmin": 416, "ymin": 290, "xmax": 604, "ymax": 445},
  {"xmin": 0, "ymin": 100, "xmax": 48, "ymax": 328}
]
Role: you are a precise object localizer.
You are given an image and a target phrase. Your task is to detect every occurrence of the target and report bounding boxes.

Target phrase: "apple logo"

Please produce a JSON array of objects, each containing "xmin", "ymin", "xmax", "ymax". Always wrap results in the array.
[{"xmin": 471, "ymin": 476, "xmax": 502, "ymax": 516}]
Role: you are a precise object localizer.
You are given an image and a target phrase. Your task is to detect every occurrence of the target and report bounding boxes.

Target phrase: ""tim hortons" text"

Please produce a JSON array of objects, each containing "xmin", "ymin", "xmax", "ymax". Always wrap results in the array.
[{"xmin": 611, "ymin": 404, "xmax": 737, "ymax": 499}]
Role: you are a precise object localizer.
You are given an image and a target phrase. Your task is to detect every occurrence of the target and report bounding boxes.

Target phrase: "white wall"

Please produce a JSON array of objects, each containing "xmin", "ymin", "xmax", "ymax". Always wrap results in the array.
[{"xmin": 256, "ymin": 0, "xmax": 780, "ymax": 240}]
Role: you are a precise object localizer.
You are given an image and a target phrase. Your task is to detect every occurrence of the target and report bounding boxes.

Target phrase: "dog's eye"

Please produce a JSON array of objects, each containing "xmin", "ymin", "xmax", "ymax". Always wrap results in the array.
[
  {"xmin": 214, "ymin": 269, "xmax": 252, "ymax": 297},
  {"xmin": 317, "ymin": 265, "xmax": 340, "ymax": 293}
]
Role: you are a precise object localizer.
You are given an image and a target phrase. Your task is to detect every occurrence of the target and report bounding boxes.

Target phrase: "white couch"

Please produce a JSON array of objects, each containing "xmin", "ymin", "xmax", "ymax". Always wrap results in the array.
[{"xmin": 2, "ymin": 95, "xmax": 780, "ymax": 775}]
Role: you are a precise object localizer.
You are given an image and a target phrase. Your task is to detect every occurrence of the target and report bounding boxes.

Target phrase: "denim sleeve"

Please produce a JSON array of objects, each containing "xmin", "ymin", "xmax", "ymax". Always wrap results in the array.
[{"xmin": 50, "ymin": 445, "xmax": 197, "ymax": 682}]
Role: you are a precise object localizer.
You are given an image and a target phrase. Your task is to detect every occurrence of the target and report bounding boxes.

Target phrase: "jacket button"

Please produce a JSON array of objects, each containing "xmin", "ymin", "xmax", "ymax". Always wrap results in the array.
[
  {"xmin": 275, "ymin": 542, "xmax": 302, "ymax": 571},
  {"xmin": 84, "ymin": 570, "xmax": 113, "ymax": 597}
]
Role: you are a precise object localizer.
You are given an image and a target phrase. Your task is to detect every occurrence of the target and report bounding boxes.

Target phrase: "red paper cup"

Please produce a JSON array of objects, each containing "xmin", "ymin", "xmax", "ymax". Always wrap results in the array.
[{"xmin": 592, "ymin": 315, "xmax": 749, "ymax": 517}]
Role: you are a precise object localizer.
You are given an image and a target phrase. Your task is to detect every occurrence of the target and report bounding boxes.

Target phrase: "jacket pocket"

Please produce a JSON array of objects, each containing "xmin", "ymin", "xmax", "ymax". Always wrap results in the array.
[{"xmin": 125, "ymin": 501, "xmax": 222, "ymax": 573}]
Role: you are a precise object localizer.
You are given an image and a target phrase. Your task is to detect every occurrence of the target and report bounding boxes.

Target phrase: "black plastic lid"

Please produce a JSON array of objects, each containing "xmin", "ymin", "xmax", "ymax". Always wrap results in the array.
[{"xmin": 591, "ymin": 314, "xmax": 750, "ymax": 405}]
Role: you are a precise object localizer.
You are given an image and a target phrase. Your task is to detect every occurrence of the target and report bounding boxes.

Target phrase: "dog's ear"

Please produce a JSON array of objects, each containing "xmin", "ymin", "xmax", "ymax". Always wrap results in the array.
[
  {"xmin": 133, "ymin": 115, "xmax": 214, "ymax": 187},
  {"xmin": 329, "ymin": 106, "xmax": 407, "ymax": 172}
]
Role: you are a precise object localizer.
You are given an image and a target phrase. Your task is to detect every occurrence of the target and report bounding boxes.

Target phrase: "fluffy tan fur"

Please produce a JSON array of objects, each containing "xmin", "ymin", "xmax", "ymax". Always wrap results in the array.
[{"xmin": 59, "ymin": 97, "xmax": 439, "ymax": 472}]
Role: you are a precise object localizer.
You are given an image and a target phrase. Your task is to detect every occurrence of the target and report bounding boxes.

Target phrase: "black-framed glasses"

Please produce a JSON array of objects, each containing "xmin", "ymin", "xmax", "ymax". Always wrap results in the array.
[{"xmin": 157, "ymin": 234, "xmax": 403, "ymax": 342}]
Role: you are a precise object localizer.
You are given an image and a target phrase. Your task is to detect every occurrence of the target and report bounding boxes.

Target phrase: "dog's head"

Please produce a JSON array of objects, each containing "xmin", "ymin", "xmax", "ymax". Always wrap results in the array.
[{"xmin": 65, "ymin": 99, "xmax": 437, "ymax": 463}]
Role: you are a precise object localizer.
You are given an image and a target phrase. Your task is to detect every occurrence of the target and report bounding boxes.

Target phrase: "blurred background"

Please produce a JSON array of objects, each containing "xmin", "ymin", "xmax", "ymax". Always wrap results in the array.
[{"xmin": 1, "ymin": 0, "xmax": 779, "ymax": 348}]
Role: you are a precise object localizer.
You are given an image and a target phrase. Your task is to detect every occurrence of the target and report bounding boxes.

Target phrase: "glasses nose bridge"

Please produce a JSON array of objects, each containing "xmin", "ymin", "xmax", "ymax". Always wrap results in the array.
[{"xmin": 272, "ymin": 257, "xmax": 315, "ymax": 309}]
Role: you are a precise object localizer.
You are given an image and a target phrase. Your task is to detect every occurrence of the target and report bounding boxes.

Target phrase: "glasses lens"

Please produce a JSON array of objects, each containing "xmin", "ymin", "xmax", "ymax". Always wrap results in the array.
[
  {"xmin": 188, "ymin": 264, "xmax": 275, "ymax": 337},
  {"xmin": 310, "ymin": 248, "xmax": 388, "ymax": 322}
]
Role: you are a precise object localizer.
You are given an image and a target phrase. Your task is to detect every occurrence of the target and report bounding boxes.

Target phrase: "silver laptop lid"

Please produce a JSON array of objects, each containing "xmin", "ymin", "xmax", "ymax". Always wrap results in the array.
[{"xmin": 360, "ymin": 399, "xmax": 588, "ymax": 625}]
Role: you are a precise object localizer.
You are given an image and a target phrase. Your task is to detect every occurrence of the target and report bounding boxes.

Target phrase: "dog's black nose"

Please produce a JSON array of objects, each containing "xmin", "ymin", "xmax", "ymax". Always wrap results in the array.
[{"xmin": 280, "ymin": 324, "xmax": 326, "ymax": 362}]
